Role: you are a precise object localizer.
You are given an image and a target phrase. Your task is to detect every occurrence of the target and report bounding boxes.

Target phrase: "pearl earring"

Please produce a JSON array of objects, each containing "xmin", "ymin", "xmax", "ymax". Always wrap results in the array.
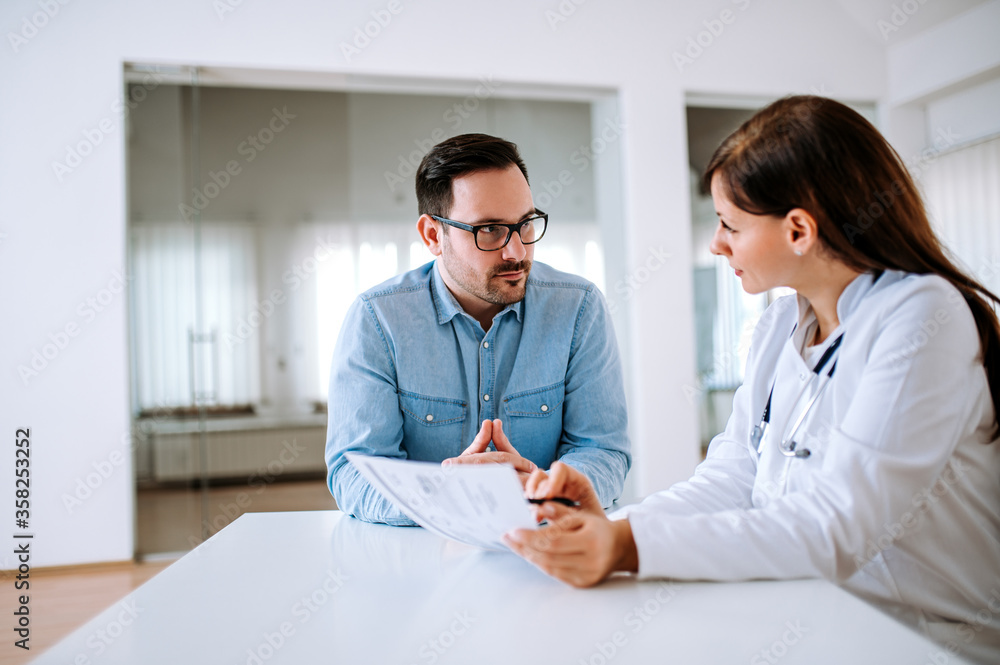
[{"xmin": 794, "ymin": 249, "xmax": 803, "ymax": 256}]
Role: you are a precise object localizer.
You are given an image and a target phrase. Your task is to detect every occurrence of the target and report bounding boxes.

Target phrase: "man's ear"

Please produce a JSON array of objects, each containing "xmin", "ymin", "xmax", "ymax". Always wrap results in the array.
[
  {"xmin": 784, "ymin": 208, "xmax": 818, "ymax": 256},
  {"xmin": 417, "ymin": 214, "xmax": 444, "ymax": 257}
]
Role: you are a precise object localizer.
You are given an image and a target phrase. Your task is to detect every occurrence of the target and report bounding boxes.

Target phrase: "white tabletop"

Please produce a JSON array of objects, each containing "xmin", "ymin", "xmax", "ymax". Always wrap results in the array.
[{"xmin": 33, "ymin": 511, "xmax": 959, "ymax": 664}]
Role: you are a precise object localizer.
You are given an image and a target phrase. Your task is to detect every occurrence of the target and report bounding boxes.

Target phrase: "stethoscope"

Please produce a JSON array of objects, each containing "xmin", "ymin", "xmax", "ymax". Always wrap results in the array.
[{"xmin": 749, "ymin": 331, "xmax": 844, "ymax": 459}]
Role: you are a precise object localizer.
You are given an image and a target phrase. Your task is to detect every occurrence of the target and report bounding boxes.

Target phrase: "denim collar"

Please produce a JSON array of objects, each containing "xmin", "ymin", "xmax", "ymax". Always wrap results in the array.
[{"xmin": 431, "ymin": 260, "xmax": 524, "ymax": 326}]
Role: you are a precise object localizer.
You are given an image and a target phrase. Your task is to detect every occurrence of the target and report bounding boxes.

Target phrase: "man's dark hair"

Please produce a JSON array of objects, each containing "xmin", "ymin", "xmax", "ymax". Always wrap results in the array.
[{"xmin": 415, "ymin": 133, "xmax": 530, "ymax": 218}]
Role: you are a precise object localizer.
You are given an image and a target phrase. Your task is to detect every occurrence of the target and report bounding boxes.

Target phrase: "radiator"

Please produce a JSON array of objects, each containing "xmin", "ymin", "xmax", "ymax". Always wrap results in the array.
[{"xmin": 152, "ymin": 425, "xmax": 327, "ymax": 482}]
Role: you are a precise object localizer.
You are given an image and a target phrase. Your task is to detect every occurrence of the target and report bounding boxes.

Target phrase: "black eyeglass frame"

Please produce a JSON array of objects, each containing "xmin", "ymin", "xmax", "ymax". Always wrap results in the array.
[{"xmin": 429, "ymin": 210, "xmax": 548, "ymax": 251}]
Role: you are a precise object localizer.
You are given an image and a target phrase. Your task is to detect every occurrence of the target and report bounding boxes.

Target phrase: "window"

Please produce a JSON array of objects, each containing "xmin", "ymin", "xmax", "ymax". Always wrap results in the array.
[
  {"xmin": 131, "ymin": 221, "xmax": 261, "ymax": 411},
  {"xmin": 923, "ymin": 135, "xmax": 1000, "ymax": 300},
  {"xmin": 311, "ymin": 220, "xmax": 606, "ymax": 400}
]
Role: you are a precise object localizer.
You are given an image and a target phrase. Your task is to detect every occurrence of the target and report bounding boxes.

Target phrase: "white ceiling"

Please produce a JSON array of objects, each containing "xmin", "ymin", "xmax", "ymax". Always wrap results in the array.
[{"xmin": 834, "ymin": 0, "xmax": 991, "ymax": 45}]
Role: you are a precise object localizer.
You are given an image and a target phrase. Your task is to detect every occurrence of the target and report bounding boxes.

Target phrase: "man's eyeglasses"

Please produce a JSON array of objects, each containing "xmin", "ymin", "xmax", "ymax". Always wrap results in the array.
[{"xmin": 430, "ymin": 210, "xmax": 548, "ymax": 251}]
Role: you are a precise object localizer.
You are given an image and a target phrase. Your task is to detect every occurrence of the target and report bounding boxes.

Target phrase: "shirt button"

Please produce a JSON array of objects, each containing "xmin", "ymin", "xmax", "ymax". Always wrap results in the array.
[
  {"xmin": 483, "ymin": 394, "xmax": 490, "ymax": 401},
  {"xmin": 425, "ymin": 414, "xmax": 434, "ymax": 422},
  {"xmin": 799, "ymin": 373, "xmax": 807, "ymax": 381},
  {"xmin": 483, "ymin": 341, "xmax": 489, "ymax": 349},
  {"xmin": 540, "ymin": 404, "xmax": 548, "ymax": 412}
]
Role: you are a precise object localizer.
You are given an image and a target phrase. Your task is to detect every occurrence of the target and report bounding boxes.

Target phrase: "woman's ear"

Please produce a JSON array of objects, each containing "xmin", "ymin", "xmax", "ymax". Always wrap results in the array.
[
  {"xmin": 784, "ymin": 208, "xmax": 818, "ymax": 257},
  {"xmin": 416, "ymin": 214, "xmax": 444, "ymax": 257}
]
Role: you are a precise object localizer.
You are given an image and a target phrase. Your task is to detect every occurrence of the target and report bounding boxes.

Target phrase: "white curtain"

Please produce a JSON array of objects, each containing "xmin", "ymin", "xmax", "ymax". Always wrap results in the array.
[
  {"xmin": 701, "ymin": 257, "xmax": 770, "ymax": 390},
  {"xmin": 312, "ymin": 220, "xmax": 607, "ymax": 399},
  {"xmin": 131, "ymin": 221, "xmax": 261, "ymax": 410},
  {"xmin": 310, "ymin": 221, "xmax": 415, "ymax": 399},
  {"xmin": 533, "ymin": 221, "xmax": 606, "ymax": 292},
  {"xmin": 131, "ymin": 218, "xmax": 607, "ymax": 408},
  {"xmin": 922, "ymin": 136, "xmax": 1000, "ymax": 300}
]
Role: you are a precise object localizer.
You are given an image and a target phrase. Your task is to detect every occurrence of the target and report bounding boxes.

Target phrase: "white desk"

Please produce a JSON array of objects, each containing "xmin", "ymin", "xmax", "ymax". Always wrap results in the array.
[{"xmin": 33, "ymin": 511, "xmax": 963, "ymax": 664}]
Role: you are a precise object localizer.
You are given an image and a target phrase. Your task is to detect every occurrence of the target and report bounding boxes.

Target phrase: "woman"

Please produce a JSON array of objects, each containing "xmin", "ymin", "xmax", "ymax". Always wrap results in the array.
[{"xmin": 503, "ymin": 96, "xmax": 1000, "ymax": 664}]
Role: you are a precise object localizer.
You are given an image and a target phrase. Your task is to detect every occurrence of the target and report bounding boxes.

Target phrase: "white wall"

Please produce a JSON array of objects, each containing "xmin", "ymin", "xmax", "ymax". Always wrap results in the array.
[
  {"xmin": 926, "ymin": 77, "xmax": 1000, "ymax": 146},
  {"xmin": 883, "ymin": 0, "xmax": 1000, "ymax": 309},
  {"xmin": 0, "ymin": 0, "xmax": 887, "ymax": 567},
  {"xmin": 883, "ymin": 0, "xmax": 1000, "ymax": 159}
]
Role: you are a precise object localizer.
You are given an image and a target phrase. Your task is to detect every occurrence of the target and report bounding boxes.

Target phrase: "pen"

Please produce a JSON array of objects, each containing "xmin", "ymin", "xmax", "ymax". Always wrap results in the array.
[{"xmin": 527, "ymin": 497, "xmax": 580, "ymax": 507}]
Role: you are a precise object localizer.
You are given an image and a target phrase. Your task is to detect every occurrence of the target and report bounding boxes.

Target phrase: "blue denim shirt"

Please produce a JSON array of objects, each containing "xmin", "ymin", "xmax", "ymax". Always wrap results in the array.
[{"xmin": 325, "ymin": 260, "xmax": 631, "ymax": 525}]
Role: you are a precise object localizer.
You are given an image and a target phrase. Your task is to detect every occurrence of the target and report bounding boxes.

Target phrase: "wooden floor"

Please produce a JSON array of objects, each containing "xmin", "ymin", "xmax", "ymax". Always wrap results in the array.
[
  {"xmin": 1, "ymin": 479, "xmax": 334, "ymax": 664},
  {"xmin": 0, "ymin": 559, "xmax": 172, "ymax": 665}
]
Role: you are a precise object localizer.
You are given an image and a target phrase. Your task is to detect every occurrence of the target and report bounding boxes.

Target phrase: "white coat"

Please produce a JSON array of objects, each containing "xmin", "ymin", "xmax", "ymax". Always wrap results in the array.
[{"xmin": 622, "ymin": 270, "xmax": 1000, "ymax": 664}]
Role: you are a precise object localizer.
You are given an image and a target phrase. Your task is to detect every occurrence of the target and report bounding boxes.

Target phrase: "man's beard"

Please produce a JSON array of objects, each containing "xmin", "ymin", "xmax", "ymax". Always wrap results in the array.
[
  {"xmin": 481, "ymin": 259, "xmax": 532, "ymax": 305},
  {"xmin": 440, "ymin": 246, "xmax": 532, "ymax": 307}
]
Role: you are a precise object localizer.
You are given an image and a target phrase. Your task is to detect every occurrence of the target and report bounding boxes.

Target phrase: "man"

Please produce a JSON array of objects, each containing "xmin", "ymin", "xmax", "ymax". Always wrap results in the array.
[{"xmin": 325, "ymin": 133, "xmax": 630, "ymax": 525}]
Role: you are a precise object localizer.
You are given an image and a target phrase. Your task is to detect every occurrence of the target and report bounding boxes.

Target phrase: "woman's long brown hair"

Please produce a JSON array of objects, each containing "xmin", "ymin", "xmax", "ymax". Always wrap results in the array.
[{"xmin": 703, "ymin": 95, "xmax": 1000, "ymax": 435}]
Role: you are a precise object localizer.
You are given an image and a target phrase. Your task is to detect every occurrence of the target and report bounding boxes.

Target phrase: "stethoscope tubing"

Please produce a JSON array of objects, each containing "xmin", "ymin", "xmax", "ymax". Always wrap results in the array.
[
  {"xmin": 779, "ymin": 359, "xmax": 838, "ymax": 458},
  {"xmin": 755, "ymin": 333, "xmax": 844, "ymax": 459},
  {"xmin": 750, "ymin": 271, "xmax": 882, "ymax": 460}
]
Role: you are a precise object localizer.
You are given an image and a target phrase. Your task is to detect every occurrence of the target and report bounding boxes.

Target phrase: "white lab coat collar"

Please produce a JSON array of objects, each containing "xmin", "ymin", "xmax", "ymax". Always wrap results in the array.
[{"xmin": 791, "ymin": 270, "xmax": 902, "ymax": 353}]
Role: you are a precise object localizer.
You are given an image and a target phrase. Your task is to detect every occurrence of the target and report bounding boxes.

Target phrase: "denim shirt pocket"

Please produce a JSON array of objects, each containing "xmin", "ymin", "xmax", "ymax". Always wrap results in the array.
[
  {"xmin": 503, "ymin": 381, "xmax": 565, "ymax": 454},
  {"xmin": 398, "ymin": 390, "xmax": 467, "ymax": 459}
]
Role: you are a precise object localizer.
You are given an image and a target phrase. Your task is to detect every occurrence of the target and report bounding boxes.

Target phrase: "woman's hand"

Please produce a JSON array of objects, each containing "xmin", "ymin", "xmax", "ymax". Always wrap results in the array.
[
  {"xmin": 523, "ymin": 461, "xmax": 604, "ymax": 517},
  {"xmin": 503, "ymin": 502, "xmax": 639, "ymax": 587}
]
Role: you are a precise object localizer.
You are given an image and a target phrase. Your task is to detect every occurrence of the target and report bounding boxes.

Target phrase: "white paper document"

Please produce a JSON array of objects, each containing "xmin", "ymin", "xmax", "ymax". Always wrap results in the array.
[{"xmin": 345, "ymin": 453, "xmax": 537, "ymax": 550}]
